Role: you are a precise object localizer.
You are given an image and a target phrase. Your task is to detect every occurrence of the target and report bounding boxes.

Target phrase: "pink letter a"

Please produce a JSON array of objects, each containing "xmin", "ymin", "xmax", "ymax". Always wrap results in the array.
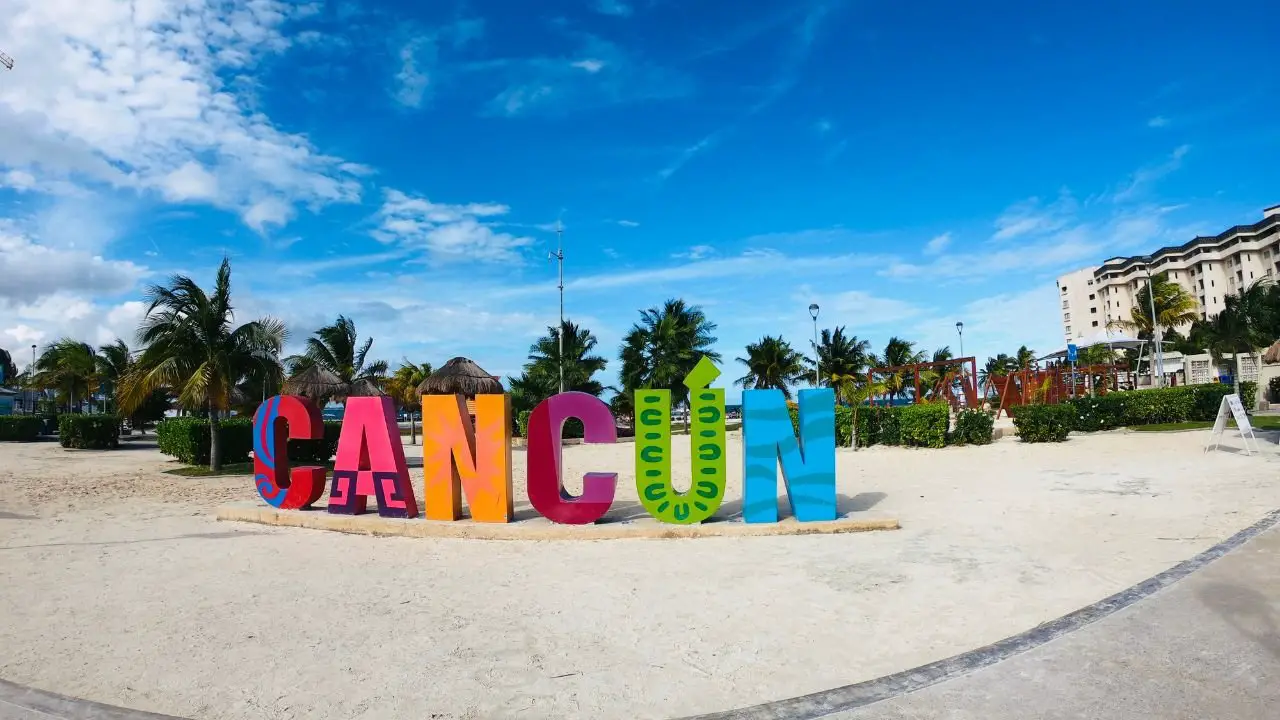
[{"xmin": 327, "ymin": 396, "xmax": 418, "ymax": 518}]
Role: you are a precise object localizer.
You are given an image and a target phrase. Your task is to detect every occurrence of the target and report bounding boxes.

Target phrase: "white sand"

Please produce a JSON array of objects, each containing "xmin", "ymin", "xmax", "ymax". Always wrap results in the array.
[{"xmin": 2, "ymin": 429, "xmax": 1278, "ymax": 719}]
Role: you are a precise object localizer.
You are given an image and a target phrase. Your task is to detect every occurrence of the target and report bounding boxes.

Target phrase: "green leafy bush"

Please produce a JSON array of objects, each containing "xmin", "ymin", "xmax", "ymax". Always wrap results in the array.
[
  {"xmin": 516, "ymin": 410, "xmax": 531, "ymax": 438},
  {"xmin": 878, "ymin": 406, "xmax": 902, "ymax": 446},
  {"xmin": 950, "ymin": 408, "xmax": 994, "ymax": 445},
  {"xmin": 156, "ymin": 417, "xmax": 253, "ymax": 465},
  {"xmin": 1240, "ymin": 381, "xmax": 1257, "ymax": 411},
  {"xmin": 1065, "ymin": 385, "xmax": 1231, "ymax": 430},
  {"xmin": 0, "ymin": 416, "xmax": 44, "ymax": 441},
  {"xmin": 1065, "ymin": 394, "xmax": 1127, "ymax": 432},
  {"xmin": 58, "ymin": 414, "xmax": 120, "ymax": 449},
  {"xmin": 157, "ymin": 417, "xmax": 342, "ymax": 466},
  {"xmin": 1010, "ymin": 404, "xmax": 1073, "ymax": 443},
  {"xmin": 899, "ymin": 402, "xmax": 949, "ymax": 448}
]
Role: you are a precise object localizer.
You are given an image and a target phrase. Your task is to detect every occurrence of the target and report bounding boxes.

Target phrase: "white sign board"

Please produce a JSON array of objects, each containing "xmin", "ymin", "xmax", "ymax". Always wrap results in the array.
[{"xmin": 1206, "ymin": 393, "xmax": 1258, "ymax": 454}]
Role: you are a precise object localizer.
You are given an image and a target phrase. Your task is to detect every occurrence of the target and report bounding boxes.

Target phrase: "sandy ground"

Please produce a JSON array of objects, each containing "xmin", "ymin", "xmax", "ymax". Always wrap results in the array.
[{"xmin": 2, "ymin": 428, "xmax": 1279, "ymax": 719}]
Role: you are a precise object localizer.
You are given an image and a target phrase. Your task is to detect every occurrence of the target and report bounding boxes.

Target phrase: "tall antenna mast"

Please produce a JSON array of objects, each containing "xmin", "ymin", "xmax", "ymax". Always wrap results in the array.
[
  {"xmin": 548, "ymin": 221, "xmax": 565, "ymax": 394},
  {"xmin": 0, "ymin": 51, "xmax": 14, "ymax": 71}
]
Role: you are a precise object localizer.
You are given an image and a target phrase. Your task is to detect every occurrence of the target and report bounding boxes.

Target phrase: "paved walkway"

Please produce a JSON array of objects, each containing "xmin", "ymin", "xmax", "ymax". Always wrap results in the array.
[
  {"xmin": 691, "ymin": 510, "xmax": 1280, "ymax": 720},
  {"xmin": 5, "ymin": 512, "xmax": 1280, "ymax": 719}
]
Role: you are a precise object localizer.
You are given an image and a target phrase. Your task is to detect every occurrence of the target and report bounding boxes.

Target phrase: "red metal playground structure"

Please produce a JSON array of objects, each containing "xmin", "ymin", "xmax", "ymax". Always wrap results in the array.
[{"xmin": 863, "ymin": 358, "xmax": 1133, "ymax": 418}]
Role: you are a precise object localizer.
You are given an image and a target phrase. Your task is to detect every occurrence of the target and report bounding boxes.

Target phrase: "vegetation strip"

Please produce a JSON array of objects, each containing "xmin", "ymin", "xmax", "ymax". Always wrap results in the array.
[{"xmin": 680, "ymin": 507, "xmax": 1280, "ymax": 720}]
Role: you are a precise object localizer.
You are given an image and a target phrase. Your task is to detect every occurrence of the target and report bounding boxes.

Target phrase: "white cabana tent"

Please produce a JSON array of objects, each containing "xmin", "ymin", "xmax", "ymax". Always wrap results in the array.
[{"xmin": 1038, "ymin": 331, "xmax": 1148, "ymax": 362}]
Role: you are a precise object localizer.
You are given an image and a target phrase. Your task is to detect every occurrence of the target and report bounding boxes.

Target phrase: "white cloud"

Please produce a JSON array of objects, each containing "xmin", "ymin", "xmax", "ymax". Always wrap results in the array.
[
  {"xmin": 571, "ymin": 59, "xmax": 606, "ymax": 74},
  {"xmin": 0, "ymin": 225, "xmax": 145, "ymax": 304},
  {"xmin": 2, "ymin": 169, "xmax": 36, "ymax": 191},
  {"xmin": 0, "ymin": 0, "xmax": 363, "ymax": 229},
  {"xmin": 2, "ymin": 295, "xmax": 147, "ymax": 350},
  {"xmin": 991, "ymin": 193, "xmax": 1078, "ymax": 241},
  {"xmin": 923, "ymin": 232, "xmax": 951, "ymax": 255},
  {"xmin": 673, "ymin": 244, "xmax": 716, "ymax": 260},
  {"xmin": 160, "ymin": 161, "xmax": 219, "ymax": 202},
  {"xmin": 1147, "ymin": 116, "xmax": 1169, "ymax": 128},
  {"xmin": 395, "ymin": 38, "xmax": 433, "ymax": 108},
  {"xmin": 616, "ymin": 219, "xmax": 640, "ymax": 228},
  {"xmin": 372, "ymin": 189, "xmax": 533, "ymax": 263},
  {"xmin": 815, "ymin": 119, "xmax": 833, "ymax": 134},
  {"xmin": 1113, "ymin": 145, "xmax": 1191, "ymax": 203},
  {"xmin": 243, "ymin": 197, "xmax": 295, "ymax": 233}
]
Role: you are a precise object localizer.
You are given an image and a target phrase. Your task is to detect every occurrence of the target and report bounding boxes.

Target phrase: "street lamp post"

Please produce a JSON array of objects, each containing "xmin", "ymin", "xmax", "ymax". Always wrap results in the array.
[
  {"xmin": 955, "ymin": 321, "xmax": 964, "ymax": 358},
  {"xmin": 809, "ymin": 303, "xmax": 820, "ymax": 387},
  {"xmin": 1145, "ymin": 267, "xmax": 1163, "ymax": 388},
  {"xmin": 30, "ymin": 344, "xmax": 36, "ymax": 415}
]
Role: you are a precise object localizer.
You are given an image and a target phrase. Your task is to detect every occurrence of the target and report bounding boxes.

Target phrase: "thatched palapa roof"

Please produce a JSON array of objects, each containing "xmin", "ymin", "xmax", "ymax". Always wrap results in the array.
[
  {"xmin": 417, "ymin": 357, "xmax": 503, "ymax": 397},
  {"xmin": 1263, "ymin": 340, "xmax": 1280, "ymax": 365},
  {"xmin": 284, "ymin": 364, "xmax": 385, "ymax": 401}
]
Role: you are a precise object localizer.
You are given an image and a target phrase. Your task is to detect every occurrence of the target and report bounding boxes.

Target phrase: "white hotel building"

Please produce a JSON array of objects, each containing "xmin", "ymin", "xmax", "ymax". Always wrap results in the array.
[{"xmin": 1056, "ymin": 204, "xmax": 1280, "ymax": 346}]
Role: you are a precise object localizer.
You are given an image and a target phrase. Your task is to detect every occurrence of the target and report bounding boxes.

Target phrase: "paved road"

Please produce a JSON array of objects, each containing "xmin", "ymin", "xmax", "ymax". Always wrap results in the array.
[{"xmin": 5, "ymin": 514, "xmax": 1280, "ymax": 719}]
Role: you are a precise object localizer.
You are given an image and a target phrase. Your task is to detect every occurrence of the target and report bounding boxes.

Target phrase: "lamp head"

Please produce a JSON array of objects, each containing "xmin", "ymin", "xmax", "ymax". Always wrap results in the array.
[
  {"xmin": 956, "ymin": 321, "xmax": 964, "ymax": 333},
  {"xmin": 808, "ymin": 303, "xmax": 819, "ymax": 320}
]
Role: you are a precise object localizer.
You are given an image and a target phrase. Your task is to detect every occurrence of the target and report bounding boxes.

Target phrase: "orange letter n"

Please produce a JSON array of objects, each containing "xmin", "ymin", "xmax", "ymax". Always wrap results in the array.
[{"xmin": 422, "ymin": 394, "xmax": 514, "ymax": 522}]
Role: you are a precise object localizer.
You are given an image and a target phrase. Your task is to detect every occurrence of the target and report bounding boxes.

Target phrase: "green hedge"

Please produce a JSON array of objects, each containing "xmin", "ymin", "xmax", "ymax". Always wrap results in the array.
[
  {"xmin": 0, "ymin": 416, "xmax": 44, "ymax": 442},
  {"xmin": 785, "ymin": 404, "xmax": 855, "ymax": 447},
  {"xmin": 58, "ymin": 415, "xmax": 120, "ymax": 449},
  {"xmin": 1010, "ymin": 404, "xmax": 1073, "ymax": 442},
  {"xmin": 1240, "ymin": 381, "xmax": 1257, "ymax": 411},
  {"xmin": 951, "ymin": 409, "xmax": 994, "ymax": 445},
  {"xmin": 157, "ymin": 417, "xmax": 342, "ymax": 466},
  {"xmin": 516, "ymin": 410, "xmax": 531, "ymax": 438},
  {"xmin": 1065, "ymin": 384, "xmax": 1231, "ymax": 431},
  {"xmin": 899, "ymin": 403, "xmax": 949, "ymax": 448}
]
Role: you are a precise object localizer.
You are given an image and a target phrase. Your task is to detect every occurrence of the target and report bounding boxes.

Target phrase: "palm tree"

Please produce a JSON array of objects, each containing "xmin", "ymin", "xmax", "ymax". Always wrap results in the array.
[
  {"xmin": 119, "ymin": 257, "xmax": 287, "ymax": 471},
  {"xmin": 96, "ymin": 340, "xmax": 132, "ymax": 414},
  {"xmin": 525, "ymin": 320, "xmax": 608, "ymax": 397},
  {"xmin": 386, "ymin": 360, "xmax": 431, "ymax": 444},
  {"xmin": 34, "ymin": 339, "xmax": 98, "ymax": 413},
  {"xmin": 869, "ymin": 337, "xmax": 925, "ymax": 403},
  {"xmin": 978, "ymin": 353, "xmax": 1016, "ymax": 393},
  {"xmin": 1114, "ymin": 271, "xmax": 1200, "ymax": 336},
  {"xmin": 1015, "ymin": 345, "xmax": 1036, "ymax": 370},
  {"xmin": 286, "ymin": 315, "xmax": 388, "ymax": 404},
  {"xmin": 508, "ymin": 369, "xmax": 558, "ymax": 419},
  {"xmin": 619, "ymin": 299, "xmax": 721, "ymax": 427},
  {"xmin": 810, "ymin": 327, "xmax": 871, "ymax": 390},
  {"xmin": 735, "ymin": 335, "xmax": 807, "ymax": 399}
]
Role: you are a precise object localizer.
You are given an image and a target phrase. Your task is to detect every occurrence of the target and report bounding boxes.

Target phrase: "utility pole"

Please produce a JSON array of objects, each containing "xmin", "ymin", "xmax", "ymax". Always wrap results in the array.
[{"xmin": 548, "ymin": 221, "xmax": 565, "ymax": 393}]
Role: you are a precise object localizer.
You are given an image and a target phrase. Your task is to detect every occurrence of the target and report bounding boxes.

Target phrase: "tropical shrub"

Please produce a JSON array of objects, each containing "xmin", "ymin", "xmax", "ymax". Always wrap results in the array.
[
  {"xmin": 517, "ymin": 410, "xmax": 531, "ymax": 438},
  {"xmin": 156, "ymin": 417, "xmax": 341, "ymax": 466},
  {"xmin": 1064, "ymin": 394, "xmax": 1127, "ymax": 432},
  {"xmin": 878, "ymin": 406, "xmax": 902, "ymax": 446},
  {"xmin": 1240, "ymin": 381, "xmax": 1257, "ymax": 411},
  {"xmin": 1010, "ymin": 404, "xmax": 1072, "ymax": 443},
  {"xmin": 0, "ymin": 416, "xmax": 44, "ymax": 442},
  {"xmin": 157, "ymin": 417, "xmax": 253, "ymax": 465},
  {"xmin": 58, "ymin": 415, "xmax": 120, "ymax": 449},
  {"xmin": 950, "ymin": 409, "xmax": 994, "ymax": 445},
  {"xmin": 899, "ymin": 403, "xmax": 948, "ymax": 448}
]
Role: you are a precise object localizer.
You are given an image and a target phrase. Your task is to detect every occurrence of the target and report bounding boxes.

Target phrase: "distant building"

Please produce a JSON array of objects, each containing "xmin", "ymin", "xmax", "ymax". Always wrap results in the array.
[
  {"xmin": 0, "ymin": 387, "xmax": 15, "ymax": 416},
  {"xmin": 1056, "ymin": 204, "xmax": 1280, "ymax": 345}
]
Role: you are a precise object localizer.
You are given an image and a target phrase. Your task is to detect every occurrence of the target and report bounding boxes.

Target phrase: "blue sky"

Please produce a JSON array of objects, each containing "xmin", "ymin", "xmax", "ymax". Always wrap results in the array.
[{"xmin": 0, "ymin": 0, "xmax": 1277, "ymax": 402}]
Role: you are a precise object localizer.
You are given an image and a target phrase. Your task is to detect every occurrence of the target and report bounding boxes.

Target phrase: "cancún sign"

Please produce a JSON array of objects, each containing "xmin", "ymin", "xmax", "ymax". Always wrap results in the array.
[{"xmin": 253, "ymin": 357, "xmax": 837, "ymax": 525}]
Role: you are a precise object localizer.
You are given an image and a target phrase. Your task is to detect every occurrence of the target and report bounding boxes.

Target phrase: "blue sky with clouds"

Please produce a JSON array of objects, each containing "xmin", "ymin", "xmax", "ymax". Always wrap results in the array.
[{"xmin": 0, "ymin": 0, "xmax": 1277, "ymax": 402}]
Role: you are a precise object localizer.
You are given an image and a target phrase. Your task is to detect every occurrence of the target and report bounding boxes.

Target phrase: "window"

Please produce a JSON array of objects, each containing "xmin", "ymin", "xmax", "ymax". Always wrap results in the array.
[
  {"xmin": 1091, "ymin": 307, "xmax": 1097, "ymax": 314},
  {"xmin": 1061, "ymin": 286, "xmax": 1068, "ymax": 294},
  {"xmin": 1237, "ymin": 270, "xmax": 1243, "ymax": 282},
  {"xmin": 1064, "ymin": 313, "xmax": 1071, "ymax": 321},
  {"xmin": 1091, "ymin": 321, "xmax": 1099, "ymax": 327},
  {"xmin": 1251, "ymin": 272, "xmax": 1255, "ymax": 279},
  {"xmin": 1211, "ymin": 280, "xmax": 1215, "ymax": 287},
  {"xmin": 1088, "ymin": 293, "xmax": 1095, "ymax": 300},
  {"xmin": 1213, "ymin": 297, "xmax": 1217, "ymax": 304},
  {"xmin": 1062, "ymin": 300, "xmax": 1069, "ymax": 309},
  {"xmin": 1065, "ymin": 325, "xmax": 1072, "ymax": 334}
]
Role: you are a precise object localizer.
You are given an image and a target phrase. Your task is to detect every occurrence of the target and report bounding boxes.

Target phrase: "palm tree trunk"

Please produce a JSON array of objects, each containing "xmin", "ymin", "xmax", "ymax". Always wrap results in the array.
[
  {"xmin": 1234, "ymin": 353, "xmax": 1243, "ymax": 398},
  {"xmin": 410, "ymin": 412, "xmax": 417, "ymax": 445},
  {"xmin": 210, "ymin": 407, "xmax": 223, "ymax": 472}
]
